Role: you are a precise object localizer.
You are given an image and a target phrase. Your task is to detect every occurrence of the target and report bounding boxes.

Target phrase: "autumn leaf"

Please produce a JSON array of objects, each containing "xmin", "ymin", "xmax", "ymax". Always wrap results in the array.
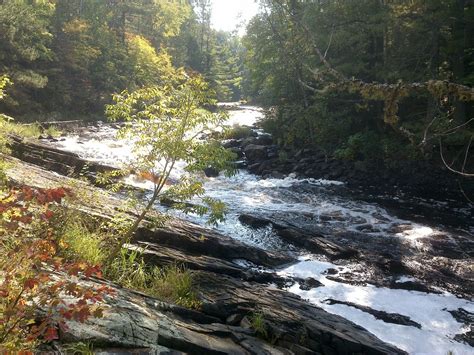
[
  {"xmin": 44, "ymin": 327, "xmax": 59, "ymax": 341},
  {"xmin": 24, "ymin": 278, "xmax": 39, "ymax": 290}
]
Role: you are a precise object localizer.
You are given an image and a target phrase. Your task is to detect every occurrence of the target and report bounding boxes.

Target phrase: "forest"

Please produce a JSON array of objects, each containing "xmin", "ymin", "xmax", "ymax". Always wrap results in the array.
[
  {"xmin": 1, "ymin": 0, "xmax": 473, "ymax": 173},
  {"xmin": 0, "ymin": 0, "xmax": 244, "ymax": 117},
  {"xmin": 0, "ymin": 0, "xmax": 473, "ymax": 354}
]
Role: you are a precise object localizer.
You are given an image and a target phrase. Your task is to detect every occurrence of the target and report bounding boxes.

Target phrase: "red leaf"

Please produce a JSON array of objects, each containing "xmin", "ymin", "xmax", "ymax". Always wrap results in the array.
[
  {"xmin": 43, "ymin": 210, "xmax": 54, "ymax": 220},
  {"xmin": 24, "ymin": 278, "xmax": 38, "ymax": 290},
  {"xmin": 44, "ymin": 327, "xmax": 59, "ymax": 341}
]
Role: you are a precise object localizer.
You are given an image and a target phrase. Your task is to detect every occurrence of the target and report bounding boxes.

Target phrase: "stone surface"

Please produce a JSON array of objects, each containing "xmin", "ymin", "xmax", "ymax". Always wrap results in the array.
[
  {"xmin": 9, "ymin": 135, "xmax": 117, "ymax": 178},
  {"xmin": 59, "ymin": 277, "xmax": 291, "ymax": 354},
  {"xmin": 204, "ymin": 167, "xmax": 220, "ymax": 177},
  {"xmin": 324, "ymin": 300, "xmax": 422, "ymax": 329},
  {"xmin": 239, "ymin": 214, "xmax": 272, "ymax": 229},
  {"xmin": 244, "ymin": 145, "xmax": 268, "ymax": 163}
]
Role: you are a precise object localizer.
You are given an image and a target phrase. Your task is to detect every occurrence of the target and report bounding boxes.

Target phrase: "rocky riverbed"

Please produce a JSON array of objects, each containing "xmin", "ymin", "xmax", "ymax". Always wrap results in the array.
[{"xmin": 7, "ymin": 105, "xmax": 474, "ymax": 354}]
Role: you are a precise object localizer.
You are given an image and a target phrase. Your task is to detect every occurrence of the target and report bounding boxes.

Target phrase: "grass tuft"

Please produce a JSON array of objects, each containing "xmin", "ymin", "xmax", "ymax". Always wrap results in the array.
[
  {"xmin": 250, "ymin": 311, "xmax": 268, "ymax": 339},
  {"xmin": 60, "ymin": 221, "xmax": 105, "ymax": 265},
  {"xmin": 56, "ymin": 214, "xmax": 201, "ymax": 310},
  {"xmin": 61, "ymin": 341, "xmax": 94, "ymax": 355},
  {"xmin": 223, "ymin": 125, "xmax": 254, "ymax": 140},
  {"xmin": 104, "ymin": 249, "xmax": 202, "ymax": 309}
]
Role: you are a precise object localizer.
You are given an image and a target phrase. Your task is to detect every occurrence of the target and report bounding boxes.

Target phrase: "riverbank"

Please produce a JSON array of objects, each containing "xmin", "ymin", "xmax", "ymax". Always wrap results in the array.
[
  {"xmin": 7, "ymin": 105, "xmax": 473, "ymax": 354},
  {"xmin": 4, "ymin": 151, "xmax": 405, "ymax": 354}
]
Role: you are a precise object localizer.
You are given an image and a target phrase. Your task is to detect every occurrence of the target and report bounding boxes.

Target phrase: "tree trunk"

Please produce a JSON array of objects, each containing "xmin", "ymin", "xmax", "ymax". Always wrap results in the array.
[{"xmin": 453, "ymin": 0, "xmax": 467, "ymax": 123}]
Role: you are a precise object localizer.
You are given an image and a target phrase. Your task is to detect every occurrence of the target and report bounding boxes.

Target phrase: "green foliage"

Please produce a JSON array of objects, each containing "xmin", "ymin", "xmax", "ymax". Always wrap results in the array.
[
  {"xmin": 0, "ymin": 75, "xmax": 12, "ymax": 184},
  {"xmin": 0, "ymin": 0, "xmax": 245, "ymax": 118},
  {"xmin": 127, "ymin": 35, "xmax": 177, "ymax": 88},
  {"xmin": 0, "ymin": 76, "xmax": 11, "ymax": 101},
  {"xmin": 105, "ymin": 249, "xmax": 149, "ymax": 290},
  {"xmin": 105, "ymin": 75, "xmax": 235, "ymax": 258},
  {"xmin": 148, "ymin": 264, "xmax": 201, "ymax": 309},
  {"xmin": 0, "ymin": 0, "xmax": 54, "ymax": 113},
  {"xmin": 0, "ymin": 187, "xmax": 109, "ymax": 351},
  {"xmin": 244, "ymin": 0, "xmax": 474, "ymax": 166},
  {"xmin": 334, "ymin": 132, "xmax": 382, "ymax": 162}
]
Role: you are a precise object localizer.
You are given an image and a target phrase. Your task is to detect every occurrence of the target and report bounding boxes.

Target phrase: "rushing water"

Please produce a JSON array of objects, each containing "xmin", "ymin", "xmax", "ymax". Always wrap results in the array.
[{"xmin": 51, "ymin": 105, "xmax": 473, "ymax": 355}]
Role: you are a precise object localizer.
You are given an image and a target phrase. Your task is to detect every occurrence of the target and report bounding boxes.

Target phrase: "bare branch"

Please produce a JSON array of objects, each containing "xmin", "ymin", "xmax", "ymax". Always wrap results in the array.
[
  {"xmin": 439, "ymin": 139, "xmax": 474, "ymax": 177},
  {"xmin": 462, "ymin": 135, "xmax": 473, "ymax": 173},
  {"xmin": 323, "ymin": 25, "xmax": 334, "ymax": 60}
]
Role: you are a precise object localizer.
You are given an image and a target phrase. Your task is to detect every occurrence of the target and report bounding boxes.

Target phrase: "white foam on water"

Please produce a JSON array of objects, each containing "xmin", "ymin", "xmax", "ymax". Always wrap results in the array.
[
  {"xmin": 278, "ymin": 257, "xmax": 474, "ymax": 355},
  {"xmin": 396, "ymin": 276, "xmax": 418, "ymax": 283},
  {"xmin": 224, "ymin": 105, "xmax": 264, "ymax": 126},
  {"xmin": 398, "ymin": 226, "xmax": 435, "ymax": 240}
]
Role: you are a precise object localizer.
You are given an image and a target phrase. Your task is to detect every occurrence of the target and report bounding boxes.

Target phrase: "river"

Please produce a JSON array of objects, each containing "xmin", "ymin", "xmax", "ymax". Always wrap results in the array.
[{"xmin": 49, "ymin": 105, "xmax": 473, "ymax": 355}]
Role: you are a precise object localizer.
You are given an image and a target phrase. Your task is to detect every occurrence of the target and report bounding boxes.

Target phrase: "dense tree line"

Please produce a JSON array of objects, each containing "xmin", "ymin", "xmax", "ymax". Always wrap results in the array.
[
  {"xmin": 244, "ymin": 0, "xmax": 474, "ymax": 170},
  {"xmin": 0, "ymin": 0, "xmax": 244, "ymax": 120}
]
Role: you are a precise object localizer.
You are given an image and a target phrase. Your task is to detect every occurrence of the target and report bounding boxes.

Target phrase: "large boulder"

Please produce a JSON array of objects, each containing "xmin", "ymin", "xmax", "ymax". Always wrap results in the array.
[
  {"xmin": 239, "ymin": 214, "xmax": 272, "ymax": 228},
  {"xmin": 204, "ymin": 166, "xmax": 219, "ymax": 177},
  {"xmin": 244, "ymin": 144, "xmax": 268, "ymax": 163}
]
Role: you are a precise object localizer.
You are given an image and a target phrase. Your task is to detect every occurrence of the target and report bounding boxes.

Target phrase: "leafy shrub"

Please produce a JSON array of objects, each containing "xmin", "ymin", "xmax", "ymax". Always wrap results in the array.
[
  {"xmin": 0, "ymin": 187, "xmax": 110, "ymax": 351},
  {"xmin": 105, "ymin": 76, "xmax": 235, "ymax": 261},
  {"xmin": 334, "ymin": 131, "xmax": 381, "ymax": 161}
]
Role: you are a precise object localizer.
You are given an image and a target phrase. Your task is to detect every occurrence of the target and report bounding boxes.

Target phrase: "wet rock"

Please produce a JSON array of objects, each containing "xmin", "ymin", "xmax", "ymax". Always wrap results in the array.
[
  {"xmin": 297, "ymin": 277, "xmax": 324, "ymax": 291},
  {"xmin": 449, "ymin": 308, "xmax": 474, "ymax": 346},
  {"xmin": 324, "ymin": 268, "xmax": 339, "ymax": 275},
  {"xmin": 254, "ymin": 134, "xmax": 273, "ymax": 146},
  {"xmin": 247, "ymin": 162, "xmax": 262, "ymax": 174},
  {"xmin": 222, "ymin": 139, "xmax": 240, "ymax": 148},
  {"xmin": 239, "ymin": 214, "xmax": 272, "ymax": 228},
  {"xmin": 234, "ymin": 160, "xmax": 247, "ymax": 169},
  {"xmin": 325, "ymin": 299, "xmax": 422, "ymax": 329},
  {"xmin": 374, "ymin": 256, "xmax": 407, "ymax": 274},
  {"xmin": 449, "ymin": 308, "xmax": 474, "ymax": 324},
  {"xmin": 244, "ymin": 144, "xmax": 268, "ymax": 163},
  {"xmin": 58, "ymin": 277, "xmax": 289, "ymax": 354},
  {"xmin": 137, "ymin": 221, "xmax": 292, "ymax": 269},
  {"xmin": 228, "ymin": 146, "xmax": 244, "ymax": 158},
  {"xmin": 390, "ymin": 280, "xmax": 436, "ymax": 294},
  {"xmin": 241, "ymin": 137, "xmax": 258, "ymax": 148},
  {"xmin": 266, "ymin": 171, "xmax": 285, "ymax": 179},
  {"xmin": 226, "ymin": 313, "xmax": 244, "ymax": 326},
  {"xmin": 355, "ymin": 224, "xmax": 380, "ymax": 233},
  {"xmin": 9, "ymin": 135, "xmax": 118, "ymax": 179},
  {"xmin": 275, "ymin": 228, "xmax": 358, "ymax": 260},
  {"xmin": 203, "ymin": 167, "xmax": 219, "ymax": 177},
  {"xmin": 295, "ymin": 149, "xmax": 313, "ymax": 159},
  {"xmin": 455, "ymin": 330, "xmax": 474, "ymax": 347}
]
